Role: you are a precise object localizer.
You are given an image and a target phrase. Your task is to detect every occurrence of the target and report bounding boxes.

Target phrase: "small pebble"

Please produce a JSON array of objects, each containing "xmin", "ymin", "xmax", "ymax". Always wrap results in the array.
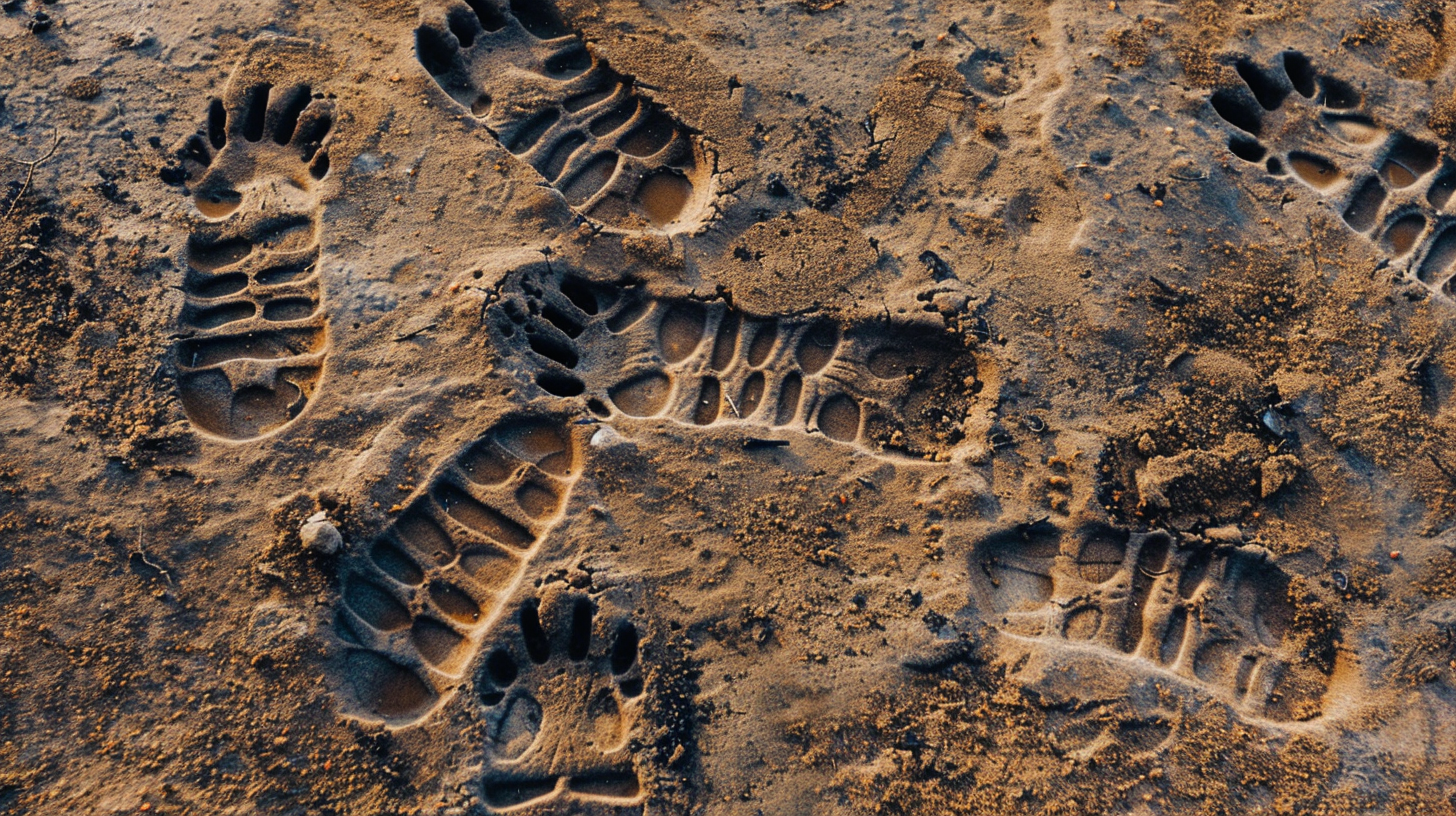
[
  {"xmin": 590, "ymin": 426, "xmax": 628, "ymax": 448},
  {"xmin": 1390, "ymin": 550, "xmax": 1401, "ymax": 560},
  {"xmin": 1205, "ymin": 525, "xmax": 1243, "ymax": 543},
  {"xmin": 301, "ymin": 518, "xmax": 343, "ymax": 555}
]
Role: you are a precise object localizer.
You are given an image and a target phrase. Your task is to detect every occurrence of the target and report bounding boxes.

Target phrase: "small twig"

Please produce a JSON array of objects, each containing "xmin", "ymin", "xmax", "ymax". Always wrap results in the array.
[
  {"xmin": 131, "ymin": 551, "xmax": 173, "ymax": 584},
  {"xmin": 1304, "ymin": 216, "xmax": 1323, "ymax": 277},
  {"xmin": 464, "ymin": 285, "xmax": 496, "ymax": 323},
  {"xmin": 1429, "ymin": 452, "xmax": 1456, "ymax": 485},
  {"xmin": 2, "ymin": 130, "xmax": 62, "ymax": 223},
  {"xmin": 725, "ymin": 394, "xmax": 741, "ymax": 418},
  {"xmin": 1148, "ymin": 275, "xmax": 1178, "ymax": 294},
  {"xmin": 1405, "ymin": 350, "xmax": 1432, "ymax": 377},
  {"xmin": 130, "ymin": 532, "xmax": 173, "ymax": 585},
  {"xmin": 394, "ymin": 322, "xmax": 437, "ymax": 341},
  {"xmin": 255, "ymin": 561, "xmax": 287, "ymax": 580}
]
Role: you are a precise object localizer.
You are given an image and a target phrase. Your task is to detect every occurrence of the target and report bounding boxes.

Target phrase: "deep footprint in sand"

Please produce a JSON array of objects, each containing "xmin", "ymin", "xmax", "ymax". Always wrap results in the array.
[
  {"xmin": 971, "ymin": 521, "xmax": 1338, "ymax": 723},
  {"xmin": 1210, "ymin": 50, "xmax": 1456, "ymax": 296},
  {"xmin": 413, "ymin": 0, "xmax": 713, "ymax": 233},
  {"xmin": 167, "ymin": 35, "xmax": 337, "ymax": 440},
  {"xmin": 474, "ymin": 589, "xmax": 646, "ymax": 812},
  {"xmin": 487, "ymin": 262, "xmax": 986, "ymax": 457},
  {"xmin": 332, "ymin": 413, "xmax": 583, "ymax": 724}
]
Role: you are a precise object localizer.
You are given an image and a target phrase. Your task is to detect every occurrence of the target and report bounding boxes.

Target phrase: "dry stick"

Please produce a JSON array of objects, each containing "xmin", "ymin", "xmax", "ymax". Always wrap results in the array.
[
  {"xmin": 394, "ymin": 322, "xmax": 438, "ymax": 342},
  {"xmin": 1305, "ymin": 216, "xmax": 1322, "ymax": 277},
  {"xmin": 1428, "ymin": 452, "xmax": 1456, "ymax": 485},
  {"xmin": 1, "ymin": 131, "xmax": 62, "ymax": 223},
  {"xmin": 131, "ymin": 529, "xmax": 174, "ymax": 585},
  {"xmin": 131, "ymin": 551, "xmax": 174, "ymax": 585}
]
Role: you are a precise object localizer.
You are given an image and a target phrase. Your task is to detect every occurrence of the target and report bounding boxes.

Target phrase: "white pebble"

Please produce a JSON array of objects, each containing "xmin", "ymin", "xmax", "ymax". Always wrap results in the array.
[
  {"xmin": 590, "ymin": 426, "xmax": 625, "ymax": 448},
  {"xmin": 301, "ymin": 519, "xmax": 343, "ymax": 555}
]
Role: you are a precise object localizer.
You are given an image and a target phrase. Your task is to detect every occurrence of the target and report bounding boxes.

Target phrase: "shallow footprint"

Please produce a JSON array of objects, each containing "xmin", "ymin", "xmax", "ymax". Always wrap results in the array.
[{"xmin": 970, "ymin": 522, "xmax": 1337, "ymax": 724}]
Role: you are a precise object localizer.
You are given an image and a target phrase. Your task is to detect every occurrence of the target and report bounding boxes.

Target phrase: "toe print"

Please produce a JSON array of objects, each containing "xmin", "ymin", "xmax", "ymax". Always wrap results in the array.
[
  {"xmin": 475, "ymin": 590, "xmax": 646, "ymax": 812},
  {"xmin": 971, "ymin": 523, "xmax": 1336, "ymax": 723},
  {"xmin": 166, "ymin": 35, "xmax": 338, "ymax": 440},
  {"xmin": 180, "ymin": 77, "xmax": 335, "ymax": 218},
  {"xmin": 414, "ymin": 0, "xmax": 714, "ymax": 234},
  {"xmin": 332, "ymin": 414, "xmax": 583, "ymax": 725},
  {"xmin": 488, "ymin": 261, "xmax": 986, "ymax": 457},
  {"xmin": 1210, "ymin": 50, "xmax": 1456, "ymax": 298}
]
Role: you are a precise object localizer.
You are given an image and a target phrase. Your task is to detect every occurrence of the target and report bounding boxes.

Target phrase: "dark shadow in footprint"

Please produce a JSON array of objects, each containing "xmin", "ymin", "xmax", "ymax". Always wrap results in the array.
[
  {"xmin": 1210, "ymin": 88, "xmax": 1263, "ymax": 136},
  {"xmin": 1343, "ymin": 176, "xmax": 1387, "ymax": 232},
  {"xmin": 1236, "ymin": 58, "xmax": 1288, "ymax": 111}
]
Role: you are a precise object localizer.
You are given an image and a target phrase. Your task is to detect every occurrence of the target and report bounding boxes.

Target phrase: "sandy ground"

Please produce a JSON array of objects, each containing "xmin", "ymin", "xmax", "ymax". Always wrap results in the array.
[{"xmin": 3, "ymin": 0, "xmax": 1456, "ymax": 813}]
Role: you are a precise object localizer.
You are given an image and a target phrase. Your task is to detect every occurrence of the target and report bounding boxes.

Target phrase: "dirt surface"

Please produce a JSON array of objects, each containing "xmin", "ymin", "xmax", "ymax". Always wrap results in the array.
[{"xmin": 3, "ymin": 0, "xmax": 1456, "ymax": 813}]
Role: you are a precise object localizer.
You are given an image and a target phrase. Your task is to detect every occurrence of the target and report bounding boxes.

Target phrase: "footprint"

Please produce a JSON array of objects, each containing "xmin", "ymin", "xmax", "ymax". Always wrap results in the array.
[
  {"xmin": 332, "ymin": 413, "xmax": 583, "ymax": 724},
  {"xmin": 1043, "ymin": 701, "xmax": 1175, "ymax": 762},
  {"xmin": 168, "ymin": 35, "xmax": 336, "ymax": 440},
  {"xmin": 488, "ymin": 262, "xmax": 981, "ymax": 455},
  {"xmin": 971, "ymin": 522, "xmax": 1335, "ymax": 722},
  {"xmin": 1210, "ymin": 51, "xmax": 1456, "ymax": 295},
  {"xmin": 474, "ymin": 588, "xmax": 646, "ymax": 812},
  {"xmin": 413, "ymin": 0, "xmax": 713, "ymax": 233}
]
